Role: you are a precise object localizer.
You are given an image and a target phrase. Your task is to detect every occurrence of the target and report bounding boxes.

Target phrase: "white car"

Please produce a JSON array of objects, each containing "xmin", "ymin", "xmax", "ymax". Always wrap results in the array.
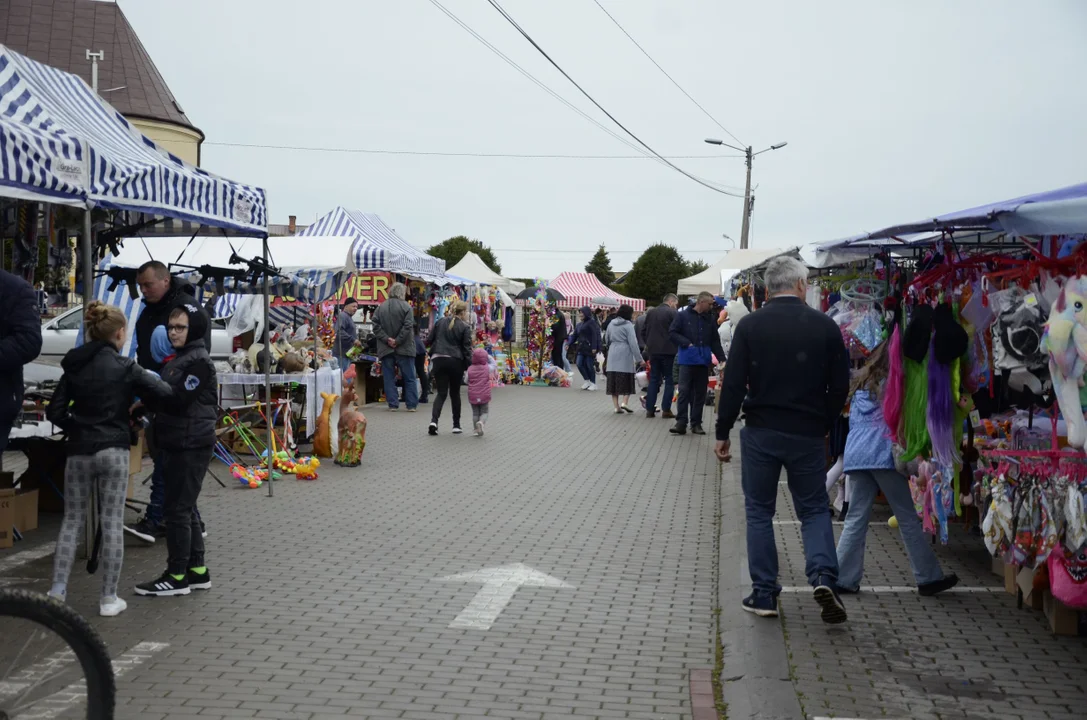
[{"xmin": 39, "ymin": 306, "xmax": 232, "ymax": 361}]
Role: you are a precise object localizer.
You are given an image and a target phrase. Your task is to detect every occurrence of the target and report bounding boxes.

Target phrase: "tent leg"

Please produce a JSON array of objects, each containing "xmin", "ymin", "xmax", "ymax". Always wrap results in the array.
[
  {"xmin": 263, "ymin": 236, "xmax": 274, "ymax": 498},
  {"xmin": 83, "ymin": 207, "xmax": 96, "ymax": 559}
]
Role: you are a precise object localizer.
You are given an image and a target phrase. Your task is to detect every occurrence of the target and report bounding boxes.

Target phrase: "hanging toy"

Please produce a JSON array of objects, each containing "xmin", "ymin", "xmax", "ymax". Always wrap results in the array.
[{"xmin": 1042, "ymin": 277, "xmax": 1087, "ymax": 449}]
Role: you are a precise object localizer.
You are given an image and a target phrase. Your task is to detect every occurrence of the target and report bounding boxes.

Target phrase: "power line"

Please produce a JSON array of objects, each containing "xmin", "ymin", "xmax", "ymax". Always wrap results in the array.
[
  {"xmin": 202, "ymin": 140, "xmax": 743, "ymax": 160},
  {"xmin": 484, "ymin": 0, "xmax": 745, "ymax": 198},
  {"xmin": 589, "ymin": 0, "xmax": 745, "ymax": 149}
]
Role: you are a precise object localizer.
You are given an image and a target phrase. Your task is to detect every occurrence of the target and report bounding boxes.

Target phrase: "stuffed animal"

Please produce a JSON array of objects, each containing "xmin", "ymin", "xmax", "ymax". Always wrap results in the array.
[
  {"xmin": 314, "ymin": 391, "xmax": 339, "ymax": 458},
  {"xmin": 1043, "ymin": 277, "xmax": 1087, "ymax": 448},
  {"xmin": 335, "ymin": 377, "xmax": 367, "ymax": 467}
]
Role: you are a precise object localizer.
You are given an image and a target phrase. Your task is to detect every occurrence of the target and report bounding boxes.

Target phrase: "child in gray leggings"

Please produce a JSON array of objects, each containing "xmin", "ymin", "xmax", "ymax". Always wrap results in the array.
[{"xmin": 47, "ymin": 301, "xmax": 173, "ymax": 616}]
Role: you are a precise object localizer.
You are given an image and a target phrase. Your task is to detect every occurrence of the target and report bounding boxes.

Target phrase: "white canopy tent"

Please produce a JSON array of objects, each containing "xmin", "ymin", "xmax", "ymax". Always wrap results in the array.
[
  {"xmin": 677, "ymin": 248, "xmax": 790, "ymax": 295},
  {"xmin": 445, "ymin": 251, "xmax": 526, "ymax": 296}
]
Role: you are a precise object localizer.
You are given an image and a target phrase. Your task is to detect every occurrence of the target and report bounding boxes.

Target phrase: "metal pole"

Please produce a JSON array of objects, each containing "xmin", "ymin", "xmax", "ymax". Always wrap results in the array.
[
  {"xmin": 83, "ymin": 47, "xmax": 103, "ymax": 559},
  {"xmin": 739, "ymin": 145, "xmax": 753, "ymax": 250},
  {"xmin": 263, "ymin": 236, "xmax": 274, "ymax": 498}
]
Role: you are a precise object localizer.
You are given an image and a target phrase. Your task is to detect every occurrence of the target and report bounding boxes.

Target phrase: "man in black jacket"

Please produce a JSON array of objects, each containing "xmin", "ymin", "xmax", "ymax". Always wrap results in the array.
[
  {"xmin": 715, "ymin": 256, "xmax": 850, "ymax": 624},
  {"xmin": 129, "ymin": 261, "xmax": 213, "ymax": 542},
  {"xmin": 643, "ymin": 294, "xmax": 678, "ymax": 419},
  {"xmin": 134, "ymin": 261, "xmax": 212, "ymax": 372},
  {"xmin": 0, "ymin": 268, "xmax": 44, "ymax": 452}
]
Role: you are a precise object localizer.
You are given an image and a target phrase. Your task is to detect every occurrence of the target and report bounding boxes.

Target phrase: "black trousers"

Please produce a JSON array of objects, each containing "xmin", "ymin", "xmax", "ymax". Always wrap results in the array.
[
  {"xmin": 162, "ymin": 446, "xmax": 212, "ymax": 575},
  {"xmin": 430, "ymin": 356, "xmax": 464, "ymax": 427},
  {"xmin": 675, "ymin": 364, "xmax": 710, "ymax": 427}
]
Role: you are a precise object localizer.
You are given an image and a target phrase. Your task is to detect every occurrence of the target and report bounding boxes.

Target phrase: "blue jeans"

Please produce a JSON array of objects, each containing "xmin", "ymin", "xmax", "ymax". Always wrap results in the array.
[
  {"xmin": 382, "ymin": 355, "xmax": 418, "ymax": 409},
  {"xmin": 836, "ymin": 469, "xmax": 945, "ymax": 590},
  {"xmin": 575, "ymin": 353, "xmax": 596, "ymax": 384},
  {"xmin": 741, "ymin": 426, "xmax": 838, "ymax": 597},
  {"xmin": 646, "ymin": 354, "xmax": 675, "ymax": 413}
]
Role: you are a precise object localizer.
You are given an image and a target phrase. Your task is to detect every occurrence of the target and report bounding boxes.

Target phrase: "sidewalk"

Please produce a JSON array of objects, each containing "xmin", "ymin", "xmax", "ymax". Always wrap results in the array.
[{"xmin": 718, "ymin": 451, "xmax": 1087, "ymax": 720}]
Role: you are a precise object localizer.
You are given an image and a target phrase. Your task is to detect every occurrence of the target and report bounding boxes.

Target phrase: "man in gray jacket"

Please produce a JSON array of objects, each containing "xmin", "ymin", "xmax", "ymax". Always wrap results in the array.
[{"xmin": 372, "ymin": 282, "xmax": 418, "ymax": 410}]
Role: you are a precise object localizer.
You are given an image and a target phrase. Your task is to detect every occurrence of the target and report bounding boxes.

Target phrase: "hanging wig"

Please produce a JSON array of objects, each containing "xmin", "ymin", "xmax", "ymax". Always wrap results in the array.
[
  {"xmin": 882, "ymin": 324, "xmax": 905, "ymax": 443},
  {"xmin": 927, "ymin": 338, "xmax": 961, "ymax": 467},
  {"xmin": 900, "ymin": 355, "xmax": 930, "ymax": 463}
]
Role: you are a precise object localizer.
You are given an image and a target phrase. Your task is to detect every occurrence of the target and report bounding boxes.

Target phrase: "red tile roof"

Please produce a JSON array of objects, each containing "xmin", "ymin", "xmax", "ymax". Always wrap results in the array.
[{"xmin": 0, "ymin": 0, "xmax": 203, "ymax": 136}]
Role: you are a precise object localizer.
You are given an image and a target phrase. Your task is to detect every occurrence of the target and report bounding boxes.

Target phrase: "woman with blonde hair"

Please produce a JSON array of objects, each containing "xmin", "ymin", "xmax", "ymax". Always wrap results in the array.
[
  {"xmin": 426, "ymin": 300, "xmax": 473, "ymax": 435},
  {"xmin": 46, "ymin": 302, "xmax": 174, "ymax": 616}
]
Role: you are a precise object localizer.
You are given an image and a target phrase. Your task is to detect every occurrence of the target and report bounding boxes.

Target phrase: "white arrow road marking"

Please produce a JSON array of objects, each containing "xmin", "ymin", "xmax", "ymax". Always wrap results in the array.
[
  {"xmin": 4, "ymin": 641, "xmax": 168, "ymax": 719},
  {"xmin": 436, "ymin": 563, "xmax": 574, "ymax": 630}
]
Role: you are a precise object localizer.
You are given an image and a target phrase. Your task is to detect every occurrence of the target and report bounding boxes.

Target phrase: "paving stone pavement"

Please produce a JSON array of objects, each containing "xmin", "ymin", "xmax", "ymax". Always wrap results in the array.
[
  {"xmin": 769, "ymin": 474, "xmax": 1087, "ymax": 720},
  {"xmin": 0, "ymin": 385, "xmax": 720, "ymax": 719}
]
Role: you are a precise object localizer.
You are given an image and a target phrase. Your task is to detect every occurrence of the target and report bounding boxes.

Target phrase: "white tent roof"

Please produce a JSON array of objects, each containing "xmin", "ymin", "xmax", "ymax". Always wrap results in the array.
[
  {"xmin": 445, "ymin": 251, "xmax": 526, "ymax": 294},
  {"xmin": 677, "ymin": 248, "xmax": 789, "ymax": 295}
]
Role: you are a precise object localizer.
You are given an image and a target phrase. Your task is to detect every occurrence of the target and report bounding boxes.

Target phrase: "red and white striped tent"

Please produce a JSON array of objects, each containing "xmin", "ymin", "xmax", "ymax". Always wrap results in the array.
[{"xmin": 547, "ymin": 271, "xmax": 645, "ymax": 311}]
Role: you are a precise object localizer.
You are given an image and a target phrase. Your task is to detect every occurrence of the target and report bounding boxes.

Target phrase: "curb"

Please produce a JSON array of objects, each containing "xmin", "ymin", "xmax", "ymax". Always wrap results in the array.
[{"xmin": 717, "ymin": 456, "xmax": 805, "ymax": 720}]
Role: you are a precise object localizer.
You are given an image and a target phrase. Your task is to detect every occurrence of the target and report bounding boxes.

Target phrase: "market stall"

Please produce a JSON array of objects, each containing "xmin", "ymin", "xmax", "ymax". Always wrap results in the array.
[
  {"xmin": 676, "ymin": 248, "xmax": 790, "ymax": 296},
  {"xmin": 801, "ymin": 182, "xmax": 1087, "ymax": 635},
  {"xmin": 546, "ymin": 271, "xmax": 645, "ymax": 311}
]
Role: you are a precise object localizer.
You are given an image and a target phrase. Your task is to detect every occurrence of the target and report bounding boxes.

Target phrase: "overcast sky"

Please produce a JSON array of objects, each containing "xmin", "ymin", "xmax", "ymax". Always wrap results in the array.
[{"xmin": 121, "ymin": 0, "xmax": 1087, "ymax": 279}]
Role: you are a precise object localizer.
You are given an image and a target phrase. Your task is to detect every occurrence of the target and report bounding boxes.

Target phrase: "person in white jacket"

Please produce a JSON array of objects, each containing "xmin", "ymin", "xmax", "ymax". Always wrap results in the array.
[{"xmin": 718, "ymin": 299, "xmax": 749, "ymax": 359}]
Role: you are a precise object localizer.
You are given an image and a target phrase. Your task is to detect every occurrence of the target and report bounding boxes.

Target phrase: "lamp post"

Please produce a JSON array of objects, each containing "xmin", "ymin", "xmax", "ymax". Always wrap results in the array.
[{"xmin": 705, "ymin": 139, "xmax": 787, "ymax": 249}]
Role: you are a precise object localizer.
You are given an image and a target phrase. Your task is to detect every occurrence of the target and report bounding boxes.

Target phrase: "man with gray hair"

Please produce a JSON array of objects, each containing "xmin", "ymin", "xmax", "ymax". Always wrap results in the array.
[
  {"xmin": 715, "ymin": 255, "xmax": 850, "ymax": 623},
  {"xmin": 668, "ymin": 290, "xmax": 725, "ymax": 435},
  {"xmin": 643, "ymin": 293, "xmax": 679, "ymax": 418},
  {"xmin": 372, "ymin": 282, "xmax": 418, "ymax": 410}
]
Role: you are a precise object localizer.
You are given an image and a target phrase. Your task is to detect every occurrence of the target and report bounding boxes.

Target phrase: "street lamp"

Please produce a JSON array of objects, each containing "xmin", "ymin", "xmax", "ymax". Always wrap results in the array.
[{"xmin": 705, "ymin": 138, "xmax": 788, "ymax": 249}]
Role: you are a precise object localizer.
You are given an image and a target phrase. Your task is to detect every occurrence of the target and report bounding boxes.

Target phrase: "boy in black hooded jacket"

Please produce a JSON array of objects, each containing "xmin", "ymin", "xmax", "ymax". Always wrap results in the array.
[{"xmin": 135, "ymin": 303, "xmax": 218, "ymax": 597}]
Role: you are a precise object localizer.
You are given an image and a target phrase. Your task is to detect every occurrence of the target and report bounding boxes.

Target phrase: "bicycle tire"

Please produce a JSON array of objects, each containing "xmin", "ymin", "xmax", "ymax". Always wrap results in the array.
[{"xmin": 0, "ymin": 588, "xmax": 115, "ymax": 720}]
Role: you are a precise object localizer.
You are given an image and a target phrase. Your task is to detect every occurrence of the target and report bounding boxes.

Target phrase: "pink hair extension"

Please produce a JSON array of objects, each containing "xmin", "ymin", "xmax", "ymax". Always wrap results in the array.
[{"xmin": 882, "ymin": 324, "xmax": 904, "ymax": 443}]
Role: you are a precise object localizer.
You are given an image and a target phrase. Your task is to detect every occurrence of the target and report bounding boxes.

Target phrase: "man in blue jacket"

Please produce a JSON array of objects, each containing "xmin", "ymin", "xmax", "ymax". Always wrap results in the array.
[{"xmin": 668, "ymin": 291, "xmax": 725, "ymax": 435}]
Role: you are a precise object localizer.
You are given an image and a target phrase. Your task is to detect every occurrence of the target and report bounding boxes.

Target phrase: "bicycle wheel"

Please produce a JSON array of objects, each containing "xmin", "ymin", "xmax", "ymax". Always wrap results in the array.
[{"xmin": 0, "ymin": 588, "xmax": 115, "ymax": 720}]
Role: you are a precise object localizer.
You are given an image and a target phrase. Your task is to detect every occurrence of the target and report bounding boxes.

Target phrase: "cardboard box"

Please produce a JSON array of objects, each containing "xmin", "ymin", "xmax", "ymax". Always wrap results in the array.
[
  {"xmin": 1004, "ymin": 563, "xmax": 1018, "ymax": 595},
  {"xmin": 0, "ymin": 488, "xmax": 14, "ymax": 549},
  {"xmin": 1043, "ymin": 590, "xmax": 1082, "ymax": 636},
  {"xmin": 13, "ymin": 489, "xmax": 38, "ymax": 533},
  {"xmin": 129, "ymin": 431, "xmax": 145, "ymax": 476}
]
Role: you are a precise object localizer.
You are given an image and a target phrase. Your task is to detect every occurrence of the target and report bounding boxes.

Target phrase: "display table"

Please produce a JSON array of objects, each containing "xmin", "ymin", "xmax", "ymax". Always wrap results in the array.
[{"xmin": 219, "ymin": 366, "xmax": 340, "ymax": 435}]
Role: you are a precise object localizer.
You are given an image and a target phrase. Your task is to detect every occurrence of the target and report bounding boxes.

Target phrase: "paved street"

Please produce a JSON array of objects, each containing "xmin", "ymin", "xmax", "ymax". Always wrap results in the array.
[
  {"xmin": 1, "ymin": 385, "xmax": 719, "ymax": 719},
  {"xmin": 5, "ymin": 385, "xmax": 1087, "ymax": 719}
]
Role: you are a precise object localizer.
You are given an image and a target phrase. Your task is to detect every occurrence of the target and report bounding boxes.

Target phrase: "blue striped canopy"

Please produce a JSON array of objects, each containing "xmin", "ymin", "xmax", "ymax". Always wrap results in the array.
[
  {"xmin": 301, "ymin": 207, "xmax": 445, "ymax": 277},
  {"xmin": 0, "ymin": 44, "xmax": 266, "ymax": 234}
]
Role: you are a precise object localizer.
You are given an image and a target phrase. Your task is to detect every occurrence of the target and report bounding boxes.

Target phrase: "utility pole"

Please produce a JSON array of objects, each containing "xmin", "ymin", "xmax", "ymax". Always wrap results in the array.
[
  {"xmin": 703, "ymin": 139, "xmax": 788, "ymax": 251},
  {"xmin": 82, "ymin": 50, "xmax": 103, "ymax": 310},
  {"xmin": 739, "ymin": 146, "xmax": 753, "ymax": 250}
]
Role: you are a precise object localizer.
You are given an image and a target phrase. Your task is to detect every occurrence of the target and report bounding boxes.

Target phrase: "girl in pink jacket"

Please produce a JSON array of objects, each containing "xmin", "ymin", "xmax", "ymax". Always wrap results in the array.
[{"xmin": 466, "ymin": 348, "xmax": 492, "ymax": 436}]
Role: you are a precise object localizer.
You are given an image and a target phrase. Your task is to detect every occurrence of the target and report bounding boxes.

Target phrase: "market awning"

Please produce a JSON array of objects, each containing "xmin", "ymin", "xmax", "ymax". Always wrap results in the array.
[
  {"xmin": 865, "ymin": 182, "xmax": 1087, "ymax": 240},
  {"xmin": 300, "ymin": 207, "xmax": 445, "ymax": 278},
  {"xmin": 445, "ymin": 251, "xmax": 526, "ymax": 295},
  {"xmin": 546, "ymin": 272, "xmax": 644, "ymax": 311},
  {"xmin": 0, "ymin": 44, "xmax": 266, "ymax": 234},
  {"xmin": 677, "ymin": 248, "xmax": 791, "ymax": 295}
]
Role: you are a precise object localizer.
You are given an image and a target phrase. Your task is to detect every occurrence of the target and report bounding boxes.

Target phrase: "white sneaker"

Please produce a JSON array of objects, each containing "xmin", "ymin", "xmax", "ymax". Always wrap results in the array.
[
  {"xmin": 475, "ymin": 421, "xmax": 484, "ymax": 436},
  {"xmin": 452, "ymin": 426, "xmax": 464, "ymax": 435},
  {"xmin": 587, "ymin": 383, "xmax": 598, "ymax": 392},
  {"xmin": 581, "ymin": 381, "xmax": 590, "ymax": 390},
  {"xmin": 100, "ymin": 596, "xmax": 127, "ymax": 617},
  {"xmin": 47, "ymin": 590, "xmax": 66, "ymax": 602}
]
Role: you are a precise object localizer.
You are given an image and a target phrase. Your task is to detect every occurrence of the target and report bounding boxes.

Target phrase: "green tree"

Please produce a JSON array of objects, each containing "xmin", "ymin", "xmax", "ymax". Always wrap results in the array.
[
  {"xmin": 685, "ymin": 258, "xmax": 710, "ymax": 275},
  {"xmin": 622, "ymin": 243, "xmax": 692, "ymax": 303},
  {"xmin": 584, "ymin": 244, "xmax": 614, "ymax": 287},
  {"xmin": 426, "ymin": 235, "xmax": 502, "ymax": 275}
]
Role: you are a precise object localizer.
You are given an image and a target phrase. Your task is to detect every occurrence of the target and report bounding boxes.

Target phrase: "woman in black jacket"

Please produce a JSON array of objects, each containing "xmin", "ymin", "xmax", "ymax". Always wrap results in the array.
[
  {"xmin": 426, "ymin": 300, "xmax": 473, "ymax": 435},
  {"xmin": 549, "ymin": 306, "xmax": 568, "ymax": 369},
  {"xmin": 46, "ymin": 302, "xmax": 174, "ymax": 616},
  {"xmin": 135, "ymin": 304, "xmax": 219, "ymax": 597}
]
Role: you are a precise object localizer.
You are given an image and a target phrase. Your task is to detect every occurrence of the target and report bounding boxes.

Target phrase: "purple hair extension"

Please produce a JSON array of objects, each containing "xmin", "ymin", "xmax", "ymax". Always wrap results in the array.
[
  {"xmin": 882, "ymin": 324, "xmax": 904, "ymax": 443},
  {"xmin": 926, "ymin": 338, "xmax": 960, "ymax": 467}
]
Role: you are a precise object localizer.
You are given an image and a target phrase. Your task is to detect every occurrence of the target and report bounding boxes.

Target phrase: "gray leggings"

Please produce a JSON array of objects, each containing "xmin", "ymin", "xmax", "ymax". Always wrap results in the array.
[
  {"xmin": 471, "ymin": 402, "xmax": 490, "ymax": 425},
  {"xmin": 52, "ymin": 447, "xmax": 129, "ymax": 598}
]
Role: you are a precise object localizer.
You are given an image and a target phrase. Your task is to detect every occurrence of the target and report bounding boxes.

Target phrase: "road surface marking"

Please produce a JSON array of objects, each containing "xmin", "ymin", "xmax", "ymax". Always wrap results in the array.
[
  {"xmin": 780, "ymin": 586, "xmax": 1000, "ymax": 594},
  {"xmin": 0, "ymin": 650, "xmax": 75, "ymax": 702},
  {"xmin": 5, "ymin": 642, "xmax": 168, "ymax": 719},
  {"xmin": 0, "ymin": 544, "xmax": 54, "ymax": 574},
  {"xmin": 436, "ymin": 563, "xmax": 574, "ymax": 630}
]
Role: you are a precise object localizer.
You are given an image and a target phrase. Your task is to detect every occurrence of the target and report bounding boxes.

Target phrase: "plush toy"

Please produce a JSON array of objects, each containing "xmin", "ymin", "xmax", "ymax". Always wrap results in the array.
[
  {"xmin": 335, "ymin": 376, "xmax": 367, "ymax": 467},
  {"xmin": 1043, "ymin": 277, "xmax": 1087, "ymax": 448},
  {"xmin": 1048, "ymin": 547, "xmax": 1087, "ymax": 609},
  {"xmin": 314, "ymin": 391, "xmax": 339, "ymax": 458}
]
